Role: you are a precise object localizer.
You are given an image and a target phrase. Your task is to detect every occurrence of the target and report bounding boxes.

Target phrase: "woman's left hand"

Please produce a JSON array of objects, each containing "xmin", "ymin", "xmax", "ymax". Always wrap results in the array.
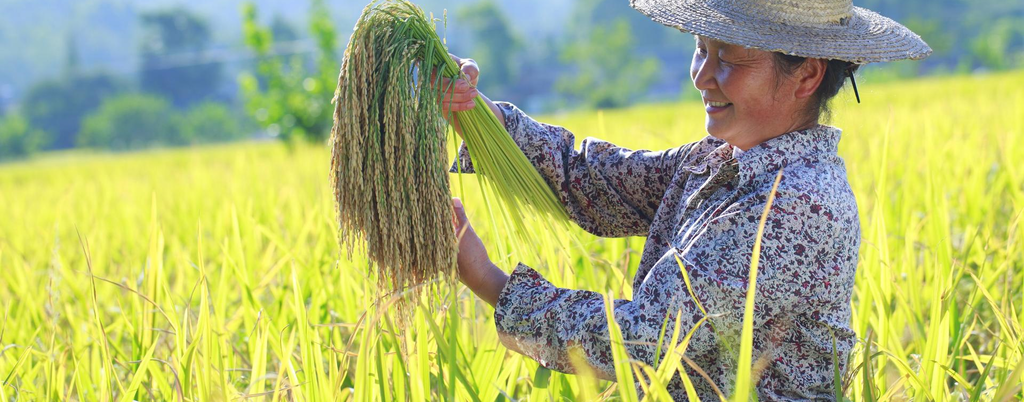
[{"xmin": 452, "ymin": 198, "xmax": 509, "ymax": 307}]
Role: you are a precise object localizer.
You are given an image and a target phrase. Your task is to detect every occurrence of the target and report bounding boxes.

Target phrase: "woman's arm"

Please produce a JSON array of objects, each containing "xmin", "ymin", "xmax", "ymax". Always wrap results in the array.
[
  {"xmin": 441, "ymin": 55, "xmax": 694, "ymax": 237},
  {"xmin": 458, "ymin": 188, "xmax": 856, "ymax": 390},
  {"xmin": 452, "ymin": 197, "xmax": 507, "ymax": 307}
]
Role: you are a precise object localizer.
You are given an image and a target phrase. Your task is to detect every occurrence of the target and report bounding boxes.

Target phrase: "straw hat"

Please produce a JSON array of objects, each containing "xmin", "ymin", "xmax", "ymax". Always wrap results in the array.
[{"xmin": 629, "ymin": 0, "xmax": 932, "ymax": 64}]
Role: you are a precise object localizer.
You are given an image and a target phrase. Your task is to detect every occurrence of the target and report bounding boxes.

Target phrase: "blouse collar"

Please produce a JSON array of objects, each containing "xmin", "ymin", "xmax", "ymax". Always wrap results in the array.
[
  {"xmin": 734, "ymin": 124, "xmax": 843, "ymax": 188},
  {"xmin": 684, "ymin": 125, "xmax": 843, "ymax": 189}
]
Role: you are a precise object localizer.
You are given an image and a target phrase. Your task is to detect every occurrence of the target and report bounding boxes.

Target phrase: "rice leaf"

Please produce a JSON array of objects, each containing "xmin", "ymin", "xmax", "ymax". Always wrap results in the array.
[{"xmin": 732, "ymin": 168, "xmax": 784, "ymax": 402}]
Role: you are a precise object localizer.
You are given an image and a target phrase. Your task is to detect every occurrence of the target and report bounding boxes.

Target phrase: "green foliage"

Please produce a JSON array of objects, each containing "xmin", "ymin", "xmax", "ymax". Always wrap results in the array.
[
  {"xmin": 20, "ymin": 72, "xmax": 127, "ymax": 150},
  {"xmin": 180, "ymin": 102, "xmax": 245, "ymax": 144},
  {"xmin": 456, "ymin": 0, "xmax": 522, "ymax": 96},
  {"xmin": 0, "ymin": 70, "xmax": 1023, "ymax": 400},
  {"xmin": 78, "ymin": 94, "xmax": 183, "ymax": 150},
  {"xmin": 545, "ymin": 0, "xmax": 690, "ymax": 109},
  {"xmin": 76, "ymin": 94, "xmax": 246, "ymax": 151},
  {"xmin": 238, "ymin": 0, "xmax": 338, "ymax": 144},
  {"xmin": 557, "ymin": 18, "xmax": 660, "ymax": 108},
  {"xmin": 970, "ymin": 18, "xmax": 1023, "ymax": 71},
  {"xmin": 270, "ymin": 15, "xmax": 300, "ymax": 43},
  {"xmin": 1, "ymin": 0, "xmax": 1023, "ymax": 116},
  {"xmin": 0, "ymin": 113, "xmax": 46, "ymax": 161},
  {"xmin": 902, "ymin": 17, "xmax": 953, "ymax": 57},
  {"xmin": 140, "ymin": 7, "xmax": 222, "ymax": 108},
  {"xmin": 1, "ymin": 71, "xmax": 1023, "ymax": 400},
  {"xmin": 569, "ymin": 0, "xmax": 687, "ymax": 49}
]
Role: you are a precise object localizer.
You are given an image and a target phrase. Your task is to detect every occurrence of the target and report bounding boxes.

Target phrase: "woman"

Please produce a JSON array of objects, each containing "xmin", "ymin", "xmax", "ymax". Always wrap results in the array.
[{"xmin": 442, "ymin": 0, "xmax": 930, "ymax": 399}]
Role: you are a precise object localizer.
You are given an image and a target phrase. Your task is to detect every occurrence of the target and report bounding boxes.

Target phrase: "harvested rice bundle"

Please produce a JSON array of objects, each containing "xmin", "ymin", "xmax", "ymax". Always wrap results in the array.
[{"xmin": 330, "ymin": 0, "xmax": 568, "ymax": 300}]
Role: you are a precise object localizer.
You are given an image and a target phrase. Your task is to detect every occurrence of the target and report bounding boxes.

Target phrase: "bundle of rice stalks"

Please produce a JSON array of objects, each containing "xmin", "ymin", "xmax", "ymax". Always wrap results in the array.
[{"xmin": 330, "ymin": 0, "xmax": 568, "ymax": 301}]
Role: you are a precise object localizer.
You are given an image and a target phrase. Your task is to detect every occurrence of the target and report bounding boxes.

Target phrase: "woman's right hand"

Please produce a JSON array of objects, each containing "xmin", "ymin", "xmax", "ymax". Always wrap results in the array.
[
  {"xmin": 439, "ymin": 54, "xmax": 481, "ymax": 117},
  {"xmin": 437, "ymin": 53, "xmax": 506, "ymax": 136}
]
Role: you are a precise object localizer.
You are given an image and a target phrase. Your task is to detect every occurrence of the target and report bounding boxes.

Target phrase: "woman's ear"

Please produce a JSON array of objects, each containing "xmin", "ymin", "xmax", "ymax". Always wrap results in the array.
[{"xmin": 794, "ymin": 58, "xmax": 827, "ymax": 99}]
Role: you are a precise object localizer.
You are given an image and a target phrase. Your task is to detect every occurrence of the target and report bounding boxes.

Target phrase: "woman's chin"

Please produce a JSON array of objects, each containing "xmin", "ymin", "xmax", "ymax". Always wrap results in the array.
[{"xmin": 704, "ymin": 121, "xmax": 730, "ymax": 140}]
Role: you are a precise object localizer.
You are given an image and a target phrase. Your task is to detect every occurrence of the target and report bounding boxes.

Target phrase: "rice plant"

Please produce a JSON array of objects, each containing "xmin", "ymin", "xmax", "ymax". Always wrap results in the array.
[
  {"xmin": 0, "ymin": 67, "xmax": 1021, "ymax": 400},
  {"xmin": 330, "ymin": 0, "xmax": 569, "ymax": 307},
  {"xmin": 331, "ymin": 0, "xmax": 459, "ymax": 303}
]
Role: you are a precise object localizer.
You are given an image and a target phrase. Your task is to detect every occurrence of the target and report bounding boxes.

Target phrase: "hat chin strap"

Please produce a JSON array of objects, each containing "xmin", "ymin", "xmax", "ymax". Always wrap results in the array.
[{"xmin": 846, "ymin": 67, "xmax": 860, "ymax": 103}]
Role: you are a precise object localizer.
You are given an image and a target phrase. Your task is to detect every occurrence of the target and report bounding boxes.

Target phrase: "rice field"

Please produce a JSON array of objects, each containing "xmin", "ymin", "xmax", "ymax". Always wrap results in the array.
[{"xmin": 0, "ymin": 70, "xmax": 1022, "ymax": 401}]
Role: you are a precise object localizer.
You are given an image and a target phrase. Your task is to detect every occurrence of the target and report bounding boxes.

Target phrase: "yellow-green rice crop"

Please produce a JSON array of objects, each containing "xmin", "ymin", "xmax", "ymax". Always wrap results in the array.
[
  {"xmin": 0, "ymin": 70, "xmax": 1022, "ymax": 400},
  {"xmin": 331, "ymin": 0, "xmax": 570, "ymax": 304},
  {"xmin": 331, "ymin": 0, "xmax": 461, "ymax": 302}
]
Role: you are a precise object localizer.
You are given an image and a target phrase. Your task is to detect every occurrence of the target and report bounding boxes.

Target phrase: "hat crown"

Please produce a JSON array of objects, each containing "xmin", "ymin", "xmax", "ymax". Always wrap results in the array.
[
  {"xmin": 728, "ymin": 0, "xmax": 854, "ymax": 27},
  {"xmin": 630, "ymin": 0, "xmax": 932, "ymax": 63}
]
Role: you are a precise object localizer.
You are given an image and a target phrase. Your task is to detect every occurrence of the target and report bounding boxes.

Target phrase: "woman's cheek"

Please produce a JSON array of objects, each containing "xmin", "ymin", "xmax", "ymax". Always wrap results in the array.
[
  {"xmin": 713, "ymin": 68, "xmax": 730, "ymax": 95},
  {"xmin": 689, "ymin": 54, "xmax": 701, "ymax": 82},
  {"xmin": 718, "ymin": 63, "xmax": 736, "ymax": 81}
]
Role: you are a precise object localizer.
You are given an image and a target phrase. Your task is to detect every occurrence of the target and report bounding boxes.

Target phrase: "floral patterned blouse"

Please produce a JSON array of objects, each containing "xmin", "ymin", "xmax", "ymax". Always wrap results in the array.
[{"xmin": 451, "ymin": 102, "xmax": 860, "ymax": 401}]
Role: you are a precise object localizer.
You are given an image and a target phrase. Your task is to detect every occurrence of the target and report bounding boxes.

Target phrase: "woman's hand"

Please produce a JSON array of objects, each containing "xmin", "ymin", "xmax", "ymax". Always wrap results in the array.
[
  {"xmin": 437, "ymin": 54, "xmax": 506, "ymax": 136},
  {"xmin": 452, "ymin": 197, "xmax": 508, "ymax": 307},
  {"xmin": 440, "ymin": 54, "xmax": 480, "ymax": 116}
]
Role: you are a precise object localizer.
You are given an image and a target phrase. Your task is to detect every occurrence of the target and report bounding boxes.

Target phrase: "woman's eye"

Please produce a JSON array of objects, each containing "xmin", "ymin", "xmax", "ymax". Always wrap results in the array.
[{"xmin": 697, "ymin": 47, "xmax": 708, "ymax": 56}]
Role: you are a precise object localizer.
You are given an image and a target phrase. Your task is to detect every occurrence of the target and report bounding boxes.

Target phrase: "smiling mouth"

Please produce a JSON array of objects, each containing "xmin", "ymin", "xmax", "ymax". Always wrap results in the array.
[{"xmin": 706, "ymin": 101, "xmax": 731, "ymax": 107}]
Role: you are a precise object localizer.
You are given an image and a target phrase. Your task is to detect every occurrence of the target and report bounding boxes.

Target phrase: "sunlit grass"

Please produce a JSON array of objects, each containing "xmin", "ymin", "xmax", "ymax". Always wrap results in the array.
[{"xmin": 1, "ymin": 70, "xmax": 1022, "ymax": 400}]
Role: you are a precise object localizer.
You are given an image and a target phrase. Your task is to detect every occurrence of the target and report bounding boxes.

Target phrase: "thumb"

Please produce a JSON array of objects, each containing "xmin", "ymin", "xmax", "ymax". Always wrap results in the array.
[
  {"xmin": 452, "ymin": 198, "xmax": 469, "ymax": 232},
  {"xmin": 460, "ymin": 59, "xmax": 480, "ymax": 87}
]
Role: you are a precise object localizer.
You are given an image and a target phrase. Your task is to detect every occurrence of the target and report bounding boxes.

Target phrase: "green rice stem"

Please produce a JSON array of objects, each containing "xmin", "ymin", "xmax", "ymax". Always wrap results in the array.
[{"xmin": 331, "ymin": 0, "xmax": 570, "ymax": 309}]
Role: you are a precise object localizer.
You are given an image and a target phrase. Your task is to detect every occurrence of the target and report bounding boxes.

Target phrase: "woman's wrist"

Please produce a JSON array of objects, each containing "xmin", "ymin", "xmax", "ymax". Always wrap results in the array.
[
  {"xmin": 478, "ymin": 93, "xmax": 506, "ymax": 128},
  {"xmin": 461, "ymin": 260, "xmax": 509, "ymax": 307}
]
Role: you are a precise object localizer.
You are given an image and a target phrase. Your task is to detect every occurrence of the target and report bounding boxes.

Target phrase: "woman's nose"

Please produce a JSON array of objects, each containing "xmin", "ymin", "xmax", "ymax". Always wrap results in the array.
[{"xmin": 692, "ymin": 58, "xmax": 717, "ymax": 92}]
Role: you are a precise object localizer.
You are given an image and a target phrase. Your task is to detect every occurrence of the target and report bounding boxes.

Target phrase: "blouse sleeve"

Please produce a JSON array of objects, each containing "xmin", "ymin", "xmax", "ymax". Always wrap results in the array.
[
  {"xmin": 450, "ymin": 101, "xmax": 693, "ymax": 237},
  {"xmin": 493, "ymin": 190, "xmax": 850, "ymax": 388}
]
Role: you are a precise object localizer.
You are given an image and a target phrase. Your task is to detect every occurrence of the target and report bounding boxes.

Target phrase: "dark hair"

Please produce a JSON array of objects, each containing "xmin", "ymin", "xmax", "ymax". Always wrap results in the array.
[{"xmin": 771, "ymin": 53, "xmax": 859, "ymax": 123}]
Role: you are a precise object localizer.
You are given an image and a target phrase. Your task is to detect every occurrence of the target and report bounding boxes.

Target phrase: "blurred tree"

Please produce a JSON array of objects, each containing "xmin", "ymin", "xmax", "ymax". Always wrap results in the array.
[
  {"xmin": 64, "ymin": 31, "xmax": 80, "ymax": 78},
  {"xmin": 238, "ymin": 0, "xmax": 337, "ymax": 144},
  {"xmin": 456, "ymin": 0, "xmax": 522, "ymax": 97},
  {"xmin": 139, "ymin": 7, "xmax": 222, "ymax": 108},
  {"xmin": 572, "ymin": 0, "xmax": 686, "ymax": 51},
  {"xmin": 970, "ymin": 18, "xmax": 1022, "ymax": 70},
  {"xmin": 1, "ymin": 0, "xmax": 1022, "ymax": 109},
  {"xmin": 181, "ymin": 102, "xmax": 244, "ymax": 143},
  {"xmin": 557, "ymin": 17, "xmax": 660, "ymax": 108},
  {"xmin": 552, "ymin": 0, "xmax": 664, "ymax": 109},
  {"xmin": 0, "ymin": 113, "xmax": 46, "ymax": 161},
  {"xmin": 21, "ymin": 72, "xmax": 127, "ymax": 150},
  {"xmin": 78, "ymin": 94, "xmax": 183, "ymax": 150},
  {"xmin": 271, "ymin": 15, "xmax": 300, "ymax": 43}
]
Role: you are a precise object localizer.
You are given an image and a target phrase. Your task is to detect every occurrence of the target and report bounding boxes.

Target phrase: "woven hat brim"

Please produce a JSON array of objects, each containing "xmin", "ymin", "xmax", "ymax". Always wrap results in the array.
[{"xmin": 630, "ymin": 0, "xmax": 932, "ymax": 64}]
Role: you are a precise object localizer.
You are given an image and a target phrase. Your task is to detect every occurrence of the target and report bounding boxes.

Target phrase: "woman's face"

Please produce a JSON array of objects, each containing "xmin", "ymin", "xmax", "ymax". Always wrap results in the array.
[{"xmin": 690, "ymin": 35, "xmax": 816, "ymax": 150}]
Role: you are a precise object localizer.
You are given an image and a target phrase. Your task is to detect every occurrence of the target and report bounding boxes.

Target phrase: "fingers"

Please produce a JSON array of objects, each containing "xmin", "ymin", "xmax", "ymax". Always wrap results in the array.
[
  {"xmin": 441, "ymin": 93, "xmax": 477, "ymax": 115},
  {"xmin": 448, "ymin": 53, "xmax": 480, "ymax": 87},
  {"xmin": 460, "ymin": 60, "xmax": 479, "ymax": 87},
  {"xmin": 440, "ymin": 78, "xmax": 479, "ymax": 103},
  {"xmin": 436, "ymin": 54, "xmax": 481, "ymax": 116},
  {"xmin": 452, "ymin": 197, "xmax": 471, "ymax": 238},
  {"xmin": 452, "ymin": 198, "xmax": 468, "ymax": 226},
  {"xmin": 438, "ymin": 78, "xmax": 478, "ymax": 115}
]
